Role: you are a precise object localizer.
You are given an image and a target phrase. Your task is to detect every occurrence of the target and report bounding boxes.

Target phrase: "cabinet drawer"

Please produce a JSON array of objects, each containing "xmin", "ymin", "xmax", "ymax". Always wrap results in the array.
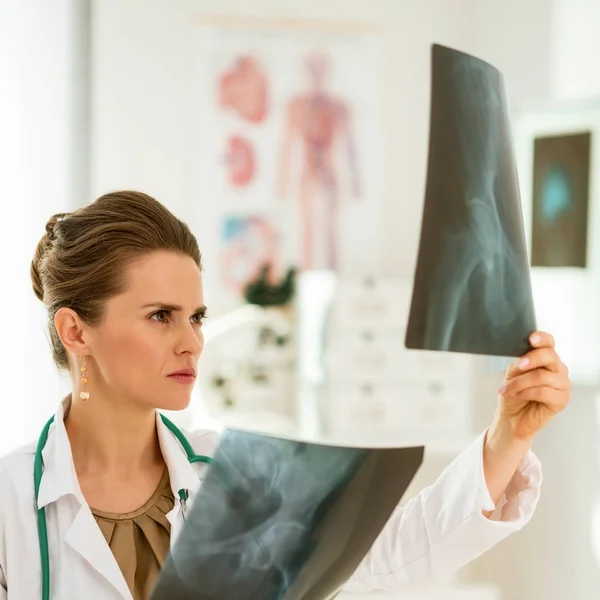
[
  {"xmin": 325, "ymin": 330, "xmax": 406, "ymax": 380},
  {"xmin": 331, "ymin": 279, "xmax": 412, "ymax": 330},
  {"xmin": 325, "ymin": 379, "xmax": 472, "ymax": 437}
]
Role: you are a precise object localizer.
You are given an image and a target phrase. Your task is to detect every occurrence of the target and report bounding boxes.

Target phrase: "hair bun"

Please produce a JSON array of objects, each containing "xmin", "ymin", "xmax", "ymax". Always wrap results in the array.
[
  {"xmin": 45, "ymin": 212, "xmax": 69, "ymax": 242},
  {"xmin": 31, "ymin": 212, "xmax": 71, "ymax": 303}
]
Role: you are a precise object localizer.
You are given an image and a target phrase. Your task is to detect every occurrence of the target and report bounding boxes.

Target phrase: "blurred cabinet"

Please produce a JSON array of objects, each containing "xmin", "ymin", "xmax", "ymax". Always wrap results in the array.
[{"xmin": 323, "ymin": 278, "xmax": 475, "ymax": 444}]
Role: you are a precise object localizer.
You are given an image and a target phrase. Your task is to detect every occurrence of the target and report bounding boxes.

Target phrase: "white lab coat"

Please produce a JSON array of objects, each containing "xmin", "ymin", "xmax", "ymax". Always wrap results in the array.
[{"xmin": 0, "ymin": 398, "xmax": 542, "ymax": 599}]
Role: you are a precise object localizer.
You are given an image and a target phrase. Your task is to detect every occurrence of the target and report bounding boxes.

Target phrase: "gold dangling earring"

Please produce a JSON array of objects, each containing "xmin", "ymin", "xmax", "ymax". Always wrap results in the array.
[{"xmin": 80, "ymin": 356, "xmax": 90, "ymax": 401}]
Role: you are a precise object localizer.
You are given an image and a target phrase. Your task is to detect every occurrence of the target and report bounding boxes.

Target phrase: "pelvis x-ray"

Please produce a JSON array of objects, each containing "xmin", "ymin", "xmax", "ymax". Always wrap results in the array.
[
  {"xmin": 405, "ymin": 44, "xmax": 536, "ymax": 357},
  {"xmin": 150, "ymin": 430, "xmax": 423, "ymax": 600}
]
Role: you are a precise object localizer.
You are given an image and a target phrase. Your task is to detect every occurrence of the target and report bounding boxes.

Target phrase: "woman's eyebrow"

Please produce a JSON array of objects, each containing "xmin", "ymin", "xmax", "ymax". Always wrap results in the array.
[{"xmin": 142, "ymin": 302, "xmax": 207, "ymax": 313}]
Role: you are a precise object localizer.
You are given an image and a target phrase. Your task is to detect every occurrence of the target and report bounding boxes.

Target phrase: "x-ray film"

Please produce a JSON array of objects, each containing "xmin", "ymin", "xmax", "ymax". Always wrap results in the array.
[
  {"xmin": 150, "ymin": 430, "xmax": 423, "ymax": 600},
  {"xmin": 405, "ymin": 44, "xmax": 536, "ymax": 357}
]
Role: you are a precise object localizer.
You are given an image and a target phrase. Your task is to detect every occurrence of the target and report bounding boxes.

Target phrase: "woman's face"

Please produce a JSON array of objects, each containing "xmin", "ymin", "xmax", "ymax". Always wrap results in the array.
[{"xmin": 87, "ymin": 250, "xmax": 206, "ymax": 412}]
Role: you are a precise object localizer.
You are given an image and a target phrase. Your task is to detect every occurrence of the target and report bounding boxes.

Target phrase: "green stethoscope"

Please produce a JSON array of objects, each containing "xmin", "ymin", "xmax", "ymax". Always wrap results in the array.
[{"xmin": 34, "ymin": 413, "xmax": 213, "ymax": 600}]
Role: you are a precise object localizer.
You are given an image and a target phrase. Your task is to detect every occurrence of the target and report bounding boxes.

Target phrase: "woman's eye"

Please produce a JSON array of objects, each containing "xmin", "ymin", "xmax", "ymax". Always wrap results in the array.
[
  {"xmin": 151, "ymin": 310, "xmax": 170, "ymax": 323},
  {"xmin": 191, "ymin": 312, "xmax": 208, "ymax": 325}
]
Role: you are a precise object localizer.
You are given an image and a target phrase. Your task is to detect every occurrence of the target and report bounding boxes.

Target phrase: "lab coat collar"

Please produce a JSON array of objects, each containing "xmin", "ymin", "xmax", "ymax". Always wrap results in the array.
[
  {"xmin": 37, "ymin": 396, "xmax": 201, "ymax": 509},
  {"xmin": 36, "ymin": 396, "xmax": 84, "ymax": 509},
  {"xmin": 156, "ymin": 411, "xmax": 201, "ymax": 500}
]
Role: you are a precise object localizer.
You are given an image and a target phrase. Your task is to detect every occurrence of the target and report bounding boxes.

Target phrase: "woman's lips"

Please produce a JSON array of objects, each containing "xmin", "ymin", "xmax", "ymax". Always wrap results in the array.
[
  {"xmin": 168, "ymin": 374, "xmax": 196, "ymax": 384},
  {"xmin": 167, "ymin": 369, "xmax": 197, "ymax": 384}
]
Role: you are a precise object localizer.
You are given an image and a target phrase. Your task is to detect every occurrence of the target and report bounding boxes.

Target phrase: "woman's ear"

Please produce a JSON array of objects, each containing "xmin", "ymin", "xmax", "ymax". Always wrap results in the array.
[{"xmin": 54, "ymin": 308, "xmax": 90, "ymax": 356}]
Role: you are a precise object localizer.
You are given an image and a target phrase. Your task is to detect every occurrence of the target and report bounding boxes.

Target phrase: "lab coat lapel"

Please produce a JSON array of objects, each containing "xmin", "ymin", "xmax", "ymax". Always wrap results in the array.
[{"xmin": 64, "ymin": 505, "xmax": 133, "ymax": 599}]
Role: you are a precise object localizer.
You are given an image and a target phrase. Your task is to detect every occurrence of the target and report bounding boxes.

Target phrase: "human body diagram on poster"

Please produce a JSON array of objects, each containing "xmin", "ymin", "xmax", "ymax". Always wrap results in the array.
[{"xmin": 277, "ymin": 52, "xmax": 362, "ymax": 271}]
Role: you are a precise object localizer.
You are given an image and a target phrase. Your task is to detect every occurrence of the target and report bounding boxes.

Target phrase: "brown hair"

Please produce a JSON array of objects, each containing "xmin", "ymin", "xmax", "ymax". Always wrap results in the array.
[{"xmin": 31, "ymin": 190, "xmax": 202, "ymax": 369}]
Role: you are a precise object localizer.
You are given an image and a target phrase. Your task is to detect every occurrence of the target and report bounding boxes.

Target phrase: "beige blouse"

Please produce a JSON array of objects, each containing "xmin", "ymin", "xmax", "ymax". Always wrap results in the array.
[{"xmin": 92, "ymin": 469, "xmax": 174, "ymax": 600}]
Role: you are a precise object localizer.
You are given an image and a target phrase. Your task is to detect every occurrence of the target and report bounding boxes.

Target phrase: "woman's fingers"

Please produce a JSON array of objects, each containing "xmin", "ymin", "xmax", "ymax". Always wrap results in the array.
[
  {"xmin": 500, "ymin": 368, "xmax": 569, "ymax": 397},
  {"xmin": 502, "ymin": 386, "xmax": 568, "ymax": 411},
  {"xmin": 505, "ymin": 347, "xmax": 563, "ymax": 380},
  {"xmin": 529, "ymin": 331, "xmax": 555, "ymax": 349},
  {"xmin": 505, "ymin": 329, "xmax": 565, "ymax": 379},
  {"xmin": 519, "ymin": 346, "xmax": 562, "ymax": 373}
]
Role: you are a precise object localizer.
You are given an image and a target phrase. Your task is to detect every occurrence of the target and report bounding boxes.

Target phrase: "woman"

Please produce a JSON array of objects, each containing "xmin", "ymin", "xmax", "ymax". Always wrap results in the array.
[{"xmin": 0, "ymin": 191, "xmax": 570, "ymax": 599}]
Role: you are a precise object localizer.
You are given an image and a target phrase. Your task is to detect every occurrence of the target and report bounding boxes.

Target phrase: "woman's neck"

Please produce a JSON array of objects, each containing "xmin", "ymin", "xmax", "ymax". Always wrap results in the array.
[{"xmin": 64, "ymin": 389, "xmax": 164, "ymax": 479}]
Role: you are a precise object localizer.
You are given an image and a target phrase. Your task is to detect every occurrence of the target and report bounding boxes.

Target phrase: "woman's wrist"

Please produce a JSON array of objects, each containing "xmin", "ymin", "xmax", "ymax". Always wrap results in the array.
[{"xmin": 486, "ymin": 415, "xmax": 533, "ymax": 457}]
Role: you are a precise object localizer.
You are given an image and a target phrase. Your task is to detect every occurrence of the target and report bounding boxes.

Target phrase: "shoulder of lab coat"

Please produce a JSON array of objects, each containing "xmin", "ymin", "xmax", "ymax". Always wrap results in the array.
[
  {"xmin": 0, "ymin": 439, "xmax": 37, "ymax": 598},
  {"xmin": 342, "ymin": 429, "xmax": 542, "ymax": 592},
  {"xmin": 180, "ymin": 427, "xmax": 220, "ymax": 456}
]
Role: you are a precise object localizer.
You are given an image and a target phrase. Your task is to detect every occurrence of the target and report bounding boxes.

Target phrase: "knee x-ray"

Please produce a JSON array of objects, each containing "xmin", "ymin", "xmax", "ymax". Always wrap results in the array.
[
  {"xmin": 150, "ymin": 430, "xmax": 423, "ymax": 600},
  {"xmin": 405, "ymin": 44, "xmax": 536, "ymax": 357}
]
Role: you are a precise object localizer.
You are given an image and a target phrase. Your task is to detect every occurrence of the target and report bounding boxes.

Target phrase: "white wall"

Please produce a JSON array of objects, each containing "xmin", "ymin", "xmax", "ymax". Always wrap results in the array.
[
  {"xmin": 0, "ymin": 0, "xmax": 76, "ymax": 454},
  {"xmin": 552, "ymin": 0, "xmax": 600, "ymax": 101}
]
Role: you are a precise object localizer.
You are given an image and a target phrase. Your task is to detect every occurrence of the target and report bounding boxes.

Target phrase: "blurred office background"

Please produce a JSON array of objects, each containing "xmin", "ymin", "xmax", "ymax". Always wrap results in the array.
[{"xmin": 2, "ymin": 1, "xmax": 600, "ymax": 598}]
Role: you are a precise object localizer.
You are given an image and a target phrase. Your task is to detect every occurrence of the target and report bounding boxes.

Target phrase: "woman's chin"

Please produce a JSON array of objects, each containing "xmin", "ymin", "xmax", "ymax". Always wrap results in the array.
[{"xmin": 155, "ymin": 392, "xmax": 193, "ymax": 413}]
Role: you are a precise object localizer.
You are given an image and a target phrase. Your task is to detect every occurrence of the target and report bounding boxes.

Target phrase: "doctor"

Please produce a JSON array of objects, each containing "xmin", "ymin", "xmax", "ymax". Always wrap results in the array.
[{"xmin": 0, "ymin": 191, "xmax": 570, "ymax": 600}]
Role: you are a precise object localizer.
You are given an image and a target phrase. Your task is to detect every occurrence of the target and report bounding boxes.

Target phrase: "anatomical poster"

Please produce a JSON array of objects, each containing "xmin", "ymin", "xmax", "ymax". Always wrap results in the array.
[
  {"xmin": 192, "ymin": 19, "xmax": 386, "ymax": 306},
  {"xmin": 405, "ymin": 44, "xmax": 537, "ymax": 358}
]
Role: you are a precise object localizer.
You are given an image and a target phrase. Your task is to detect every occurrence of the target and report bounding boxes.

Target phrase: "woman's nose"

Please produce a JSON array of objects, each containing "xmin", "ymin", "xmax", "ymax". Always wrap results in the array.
[{"xmin": 177, "ymin": 323, "xmax": 204, "ymax": 356}]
